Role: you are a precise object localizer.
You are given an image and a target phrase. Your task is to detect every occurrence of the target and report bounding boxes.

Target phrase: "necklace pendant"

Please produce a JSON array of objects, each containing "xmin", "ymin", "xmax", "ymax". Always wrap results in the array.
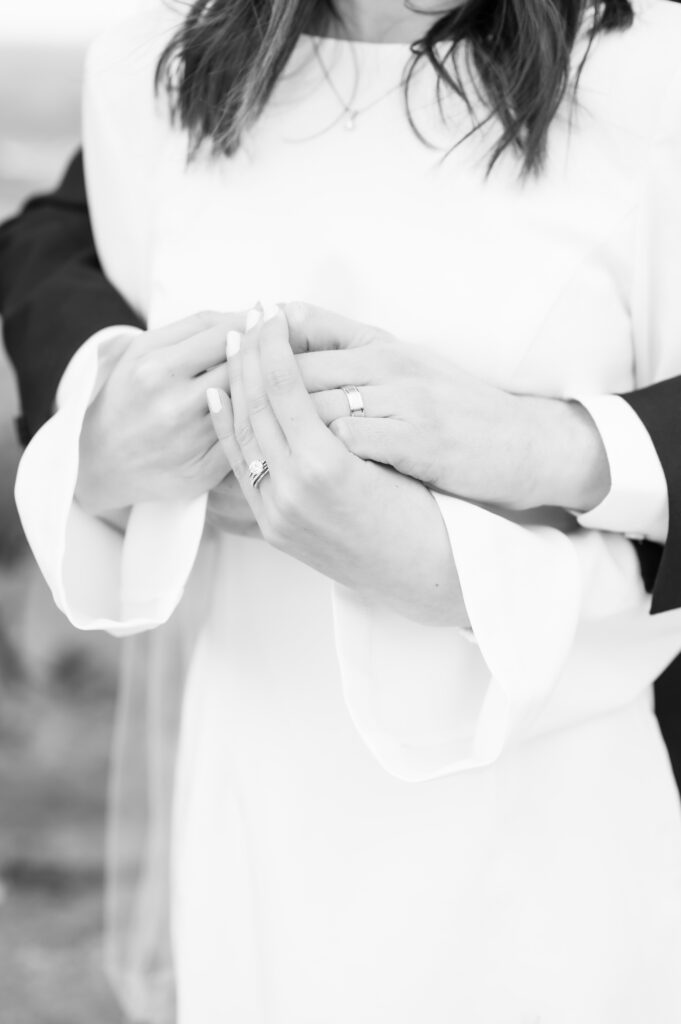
[{"xmin": 344, "ymin": 110, "xmax": 357, "ymax": 131}]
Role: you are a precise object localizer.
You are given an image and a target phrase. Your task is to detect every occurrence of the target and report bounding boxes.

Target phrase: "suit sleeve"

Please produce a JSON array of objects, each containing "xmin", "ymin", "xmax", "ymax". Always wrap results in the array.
[
  {"xmin": 0, "ymin": 149, "xmax": 143, "ymax": 444},
  {"xmin": 620, "ymin": 379, "xmax": 681, "ymax": 614}
]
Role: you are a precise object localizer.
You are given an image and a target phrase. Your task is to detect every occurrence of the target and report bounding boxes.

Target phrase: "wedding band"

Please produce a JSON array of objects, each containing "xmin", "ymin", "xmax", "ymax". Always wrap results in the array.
[
  {"xmin": 248, "ymin": 459, "xmax": 270, "ymax": 489},
  {"xmin": 341, "ymin": 385, "xmax": 365, "ymax": 417}
]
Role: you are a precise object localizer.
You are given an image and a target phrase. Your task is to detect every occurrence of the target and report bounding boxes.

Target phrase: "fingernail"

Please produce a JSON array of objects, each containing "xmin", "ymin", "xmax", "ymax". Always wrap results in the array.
[
  {"xmin": 206, "ymin": 388, "xmax": 223, "ymax": 414},
  {"xmin": 262, "ymin": 303, "xmax": 280, "ymax": 323},
  {"xmin": 245, "ymin": 308, "xmax": 261, "ymax": 331},
  {"xmin": 226, "ymin": 329, "xmax": 242, "ymax": 358}
]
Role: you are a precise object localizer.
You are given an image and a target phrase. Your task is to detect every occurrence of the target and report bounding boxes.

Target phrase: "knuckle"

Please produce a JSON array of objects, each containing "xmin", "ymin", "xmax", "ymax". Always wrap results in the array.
[
  {"xmin": 313, "ymin": 395, "xmax": 335, "ymax": 426},
  {"xmin": 332, "ymin": 418, "xmax": 354, "ymax": 446},
  {"xmin": 126, "ymin": 332, "xmax": 146, "ymax": 355},
  {"xmin": 358, "ymin": 324, "xmax": 382, "ymax": 348},
  {"xmin": 294, "ymin": 452, "xmax": 335, "ymax": 491},
  {"xmin": 284, "ymin": 300, "xmax": 311, "ymax": 332},
  {"xmin": 324, "ymin": 450, "xmax": 349, "ymax": 485},
  {"xmin": 230, "ymin": 457, "xmax": 248, "ymax": 486},
  {"xmin": 131, "ymin": 355, "xmax": 166, "ymax": 393},
  {"xmin": 126, "ymin": 331, "xmax": 157, "ymax": 360},
  {"xmin": 234, "ymin": 418, "xmax": 254, "ymax": 450},
  {"xmin": 247, "ymin": 389, "xmax": 270, "ymax": 416},
  {"xmin": 264, "ymin": 364, "xmax": 296, "ymax": 395},
  {"xmin": 212, "ymin": 419, "xmax": 234, "ymax": 446},
  {"xmin": 154, "ymin": 392, "xmax": 184, "ymax": 428}
]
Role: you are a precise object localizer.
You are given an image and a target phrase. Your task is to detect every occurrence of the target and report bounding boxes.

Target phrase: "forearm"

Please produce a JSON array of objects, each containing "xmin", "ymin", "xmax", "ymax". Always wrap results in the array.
[
  {"xmin": 351, "ymin": 475, "xmax": 469, "ymax": 629},
  {"xmin": 516, "ymin": 396, "xmax": 611, "ymax": 513}
]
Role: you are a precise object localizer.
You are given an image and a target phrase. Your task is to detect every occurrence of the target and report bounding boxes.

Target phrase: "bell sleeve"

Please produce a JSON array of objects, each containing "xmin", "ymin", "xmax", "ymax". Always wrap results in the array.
[
  {"xmin": 14, "ymin": 329, "xmax": 207, "ymax": 637},
  {"xmin": 332, "ymin": 501, "xmax": 680, "ymax": 782}
]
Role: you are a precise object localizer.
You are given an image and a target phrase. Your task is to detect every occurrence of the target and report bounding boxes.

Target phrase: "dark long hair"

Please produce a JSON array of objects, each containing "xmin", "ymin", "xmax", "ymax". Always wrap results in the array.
[{"xmin": 156, "ymin": 0, "xmax": 634, "ymax": 174}]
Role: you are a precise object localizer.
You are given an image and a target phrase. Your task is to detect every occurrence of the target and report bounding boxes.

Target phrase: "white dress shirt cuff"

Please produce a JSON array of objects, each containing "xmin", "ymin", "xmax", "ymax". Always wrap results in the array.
[{"xmin": 575, "ymin": 394, "xmax": 669, "ymax": 544}]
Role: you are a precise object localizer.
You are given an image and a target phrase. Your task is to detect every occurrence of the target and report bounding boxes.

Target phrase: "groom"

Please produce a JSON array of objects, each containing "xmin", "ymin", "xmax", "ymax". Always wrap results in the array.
[{"xmin": 2, "ymin": 150, "xmax": 681, "ymax": 786}]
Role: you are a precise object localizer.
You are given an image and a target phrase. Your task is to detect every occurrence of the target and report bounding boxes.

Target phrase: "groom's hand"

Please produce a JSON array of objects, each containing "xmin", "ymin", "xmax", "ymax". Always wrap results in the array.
[
  {"xmin": 285, "ymin": 302, "xmax": 611, "ymax": 515},
  {"xmin": 76, "ymin": 311, "xmax": 243, "ymax": 514}
]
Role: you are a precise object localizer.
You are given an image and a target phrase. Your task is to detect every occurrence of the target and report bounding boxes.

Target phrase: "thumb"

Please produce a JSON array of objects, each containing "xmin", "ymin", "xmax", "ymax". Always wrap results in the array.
[
  {"xmin": 329, "ymin": 416, "xmax": 411, "ymax": 472},
  {"xmin": 284, "ymin": 301, "xmax": 378, "ymax": 355}
]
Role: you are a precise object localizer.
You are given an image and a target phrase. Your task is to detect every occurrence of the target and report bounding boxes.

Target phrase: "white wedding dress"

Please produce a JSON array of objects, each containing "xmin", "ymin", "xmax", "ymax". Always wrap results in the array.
[{"xmin": 15, "ymin": 2, "xmax": 681, "ymax": 1021}]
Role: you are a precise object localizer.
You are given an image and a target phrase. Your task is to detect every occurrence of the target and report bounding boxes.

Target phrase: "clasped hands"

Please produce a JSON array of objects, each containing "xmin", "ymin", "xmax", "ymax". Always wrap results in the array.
[{"xmin": 75, "ymin": 301, "xmax": 610, "ymax": 624}]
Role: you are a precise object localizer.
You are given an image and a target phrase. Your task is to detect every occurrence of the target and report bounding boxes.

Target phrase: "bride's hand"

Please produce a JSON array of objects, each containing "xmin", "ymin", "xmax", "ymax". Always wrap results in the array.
[
  {"xmin": 207, "ymin": 306, "xmax": 467, "ymax": 628},
  {"xmin": 77, "ymin": 311, "xmax": 245, "ymax": 515},
  {"xmin": 285, "ymin": 303, "xmax": 611, "ymax": 514}
]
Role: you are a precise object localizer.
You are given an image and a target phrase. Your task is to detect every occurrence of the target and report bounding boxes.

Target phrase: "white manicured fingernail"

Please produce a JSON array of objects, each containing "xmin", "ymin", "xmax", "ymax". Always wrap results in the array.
[
  {"xmin": 206, "ymin": 388, "xmax": 223, "ymax": 414},
  {"xmin": 262, "ymin": 303, "xmax": 280, "ymax": 323},
  {"xmin": 226, "ymin": 329, "xmax": 242, "ymax": 358},
  {"xmin": 245, "ymin": 308, "xmax": 261, "ymax": 331}
]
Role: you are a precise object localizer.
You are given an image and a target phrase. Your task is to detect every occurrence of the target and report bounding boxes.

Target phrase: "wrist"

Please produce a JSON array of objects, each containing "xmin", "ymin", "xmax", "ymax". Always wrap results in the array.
[
  {"xmin": 74, "ymin": 463, "xmax": 127, "ymax": 518},
  {"xmin": 373, "ymin": 484, "xmax": 468, "ymax": 628},
  {"xmin": 76, "ymin": 413, "xmax": 130, "ymax": 517},
  {"xmin": 519, "ymin": 396, "xmax": 611, "ymax": 512}
]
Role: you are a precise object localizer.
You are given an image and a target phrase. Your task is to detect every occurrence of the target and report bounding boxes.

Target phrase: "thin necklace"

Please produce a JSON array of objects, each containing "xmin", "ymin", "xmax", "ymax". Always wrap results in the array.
[{"xmin": 312, "ymin": 38, "xmax": 405, "ymax": 131}]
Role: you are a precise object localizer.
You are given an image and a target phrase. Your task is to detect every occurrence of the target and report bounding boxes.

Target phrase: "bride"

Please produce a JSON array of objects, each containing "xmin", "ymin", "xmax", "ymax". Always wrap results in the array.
[{"xmin": 15, "ymin": 0, "xmax": 681, "ymax": 1020}]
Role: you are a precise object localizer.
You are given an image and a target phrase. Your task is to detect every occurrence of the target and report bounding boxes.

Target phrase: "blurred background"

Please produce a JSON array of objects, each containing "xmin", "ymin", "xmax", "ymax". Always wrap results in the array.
[{"xmin": 0, "ymin": 2, "xmax": 145, "ymax": 1021}]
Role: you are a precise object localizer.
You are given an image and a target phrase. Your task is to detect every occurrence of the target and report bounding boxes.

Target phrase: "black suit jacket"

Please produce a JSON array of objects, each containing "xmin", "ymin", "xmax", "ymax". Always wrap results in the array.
[
  {"xmin": 2, "ymin": 150, "xmax": 681, "ymax": 789},
  {"xmin": 0, "ymin": 152, "xmax": 143, "ymax": 444}
]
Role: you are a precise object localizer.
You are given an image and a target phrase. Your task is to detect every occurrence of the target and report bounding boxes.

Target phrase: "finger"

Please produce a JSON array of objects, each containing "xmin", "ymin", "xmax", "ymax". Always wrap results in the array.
[
  {"xmin": 258, "ymin": 306, "xmax": 336, "ymax": 453},
  {"xmin": 240, "ymin": 315, "xmax": 289, "ymax": 468},
  {"xmin": 188, "ymin": 361, "xmax": 231, "ymax": 408},
  {"xmin": 101, "ymin": 332, "xmax": 135, "ymax": 366},
  {"xmin": 295, "ymin": 349, "xmax": 378, "ymax": 392},
  {"xmin": 188, "ymin": 411, "xmax": 228, "ymax": 449},
  {"xmin": 163, "ymin": 316, "xmax": 243, "ymax": 377},
  {"xmin": 226, "ymin": 317, "xmax": 271, "ymax": 477},
  {"xmin": 329, "ymin": 416, "xmax": 412, "ymax": 470},
  {"xmin": 196, "ymin": 438, "xmax": 235, "ymax": 490},
  {"xmin": 206, "ymin": 388, "xmax": 264, "ymax": 511},
  {"xmin": 311, "ymin": 385, "xmax": 391, "ymax": 425},
  {"xmin": 139, "ymin": 311, "xmax": 228, "ymax": 352},
  {"xmin": 285, "ymin": 301, "xmax": 380, "ymax": 355}
]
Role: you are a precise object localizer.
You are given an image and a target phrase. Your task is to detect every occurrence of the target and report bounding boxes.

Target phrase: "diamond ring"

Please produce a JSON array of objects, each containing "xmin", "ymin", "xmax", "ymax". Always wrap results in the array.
[{"xmin": 248, "ymin": 459, "xmax": 270, "ymax": 490}]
